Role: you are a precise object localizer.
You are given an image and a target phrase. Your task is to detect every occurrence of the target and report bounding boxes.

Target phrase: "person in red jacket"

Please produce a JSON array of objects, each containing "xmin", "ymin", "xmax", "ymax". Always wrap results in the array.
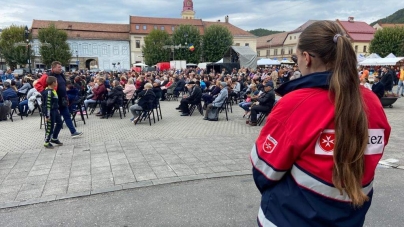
[
  {"xmin": 84, "ymin": 77, "xmax": 106, "ymax": 111},
  {"xmin": 251, "ymin": 21, "xmax": 391, "ymax": 227}
]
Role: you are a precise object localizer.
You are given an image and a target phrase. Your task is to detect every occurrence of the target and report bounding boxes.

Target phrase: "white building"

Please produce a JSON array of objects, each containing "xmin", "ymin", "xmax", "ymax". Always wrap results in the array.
[{"xmin": 31, "ymin": 20, "xmax": 130, "ymax": 71}]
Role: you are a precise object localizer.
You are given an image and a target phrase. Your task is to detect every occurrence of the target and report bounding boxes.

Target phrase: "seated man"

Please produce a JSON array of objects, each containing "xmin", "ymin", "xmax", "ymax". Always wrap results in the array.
[
  {"xmin": 99, "ymin": 80, "xmax": 124, "ymax": 118},
  {"xmin": 203, "ymin": 82, "xmax": 228, "ymax": 120},
  {"xmin": 2, "ymin": 81, "xmax": 18, "ymax": 107},
  {"xmin": 248, "ymin": 81, "xmax": 275, "ymax": 126},
  {"xmin": 176, "ymin": 81, "xmax": 202, "ymax": 116},
  {"xmin": 372, "ymin": 76, "xmax": 384, "ymax": 99}
]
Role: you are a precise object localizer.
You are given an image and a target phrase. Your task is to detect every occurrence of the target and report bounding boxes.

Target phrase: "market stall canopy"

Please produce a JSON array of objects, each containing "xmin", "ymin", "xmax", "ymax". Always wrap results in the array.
[
  {"xmin": 186, "ymin": 63, "xmax": 197, "ymax": 66},
  {"xmin": 133, "ymin": 63, "xmax": 148, "ymax": 67},
  {"xmin": 359, "ymin": 57, "xmax": 404, "ymax": 66},
  {"xmin": 257, "ymin": 58, "xmax": 281, "ymax": 65},
  {"xmin": 384, "ymin": 53, "xmax": 396, "ymax": 58},
  {"xmin": 357, "ymin": 54, "xmax": 366, "ymax": 62},
  {"xmin": 366, "ymin": 53, "xmax": 381, "ymax": 59},
  {"xmin": 281, "ymin": 58, "xmax": 294, "ymax": 64},
  {"xmin": 216, "ymin": 58, "xmax": 223, "ymax": 63},
  {"xmin": 223, "ymin": 46, "xmax": 257, "ymax": 69}
]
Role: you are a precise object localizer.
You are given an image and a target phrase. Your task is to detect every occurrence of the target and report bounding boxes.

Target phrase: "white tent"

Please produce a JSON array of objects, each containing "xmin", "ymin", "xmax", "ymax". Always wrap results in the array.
[
  {"xmin": 257, "ymin": 58, "xmax": 281, "ymax": 65},
  {"xmin": 216, "ymin": 58, "xmax": 223, "ymax": 63},
  {"xmin": 359, "ymin": 57, "xmax": 404, "ymax": 66},
  {"xmin": 133, "ymin": 63, "xmax": 148, "ymax": 67},
  {"xmin": 281, "ymin": 59, "xmax": 294, "ymax": 64},
  {"xmin": 223, "ymin": 46, "xmax": 257, "ymax": 69},
  {"xmin": 366, "ymin": 53, "xmax": 381, "ymax": 59},
  {"xmin": 357, "ymin": 54, "xmax": 366, "ymax": 63},
  {"xmin": 186, "ymin": 63, "xmax": 197, "ymax": 67},
  {"xmin": 384, "ymin": 53, "xmax": 396, "ymax": 58}
]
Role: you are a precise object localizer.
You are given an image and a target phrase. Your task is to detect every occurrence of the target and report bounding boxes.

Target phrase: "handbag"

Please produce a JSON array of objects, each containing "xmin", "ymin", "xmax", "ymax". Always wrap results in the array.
[{"xmin": 207, "ymin": 107, "xmax": 219, "ymax": 121}]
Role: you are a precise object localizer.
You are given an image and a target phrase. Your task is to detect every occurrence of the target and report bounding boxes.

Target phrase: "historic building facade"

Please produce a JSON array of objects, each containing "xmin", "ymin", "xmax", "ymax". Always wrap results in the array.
[{"xmin": 31, "ymin": 20, "xmax": 130, "ymax": 70}]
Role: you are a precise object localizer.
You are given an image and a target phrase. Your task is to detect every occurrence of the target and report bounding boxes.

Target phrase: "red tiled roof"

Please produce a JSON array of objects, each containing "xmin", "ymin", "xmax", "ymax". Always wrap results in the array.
[
  {"xmin": 31, "ymin": 20, "xmax": 129, "ymax": 40},
  {"xmin": 380, "ymin": 23, "xmax": 404, "ymax": 28},
  {"xmin": 348, "ymin": 33, "xmax": 375, "ymax": 42},
  {"xmin": 202, "ymin": 21, "xmax": 255, "ymax": 37},
  {"xmin": 289, "ymin": 20, "xmax": 320, "ymax": 33},
  {"xmin": 256, "ymin": 32, "xmax": 288, "ymax": 48},
  {"xmin": 130, "ymin": 16, "xmax": 204, "ymax": 34},
  {"xmin": 337, "ymin": 20, "xmax": 375, "ymax": 42}
]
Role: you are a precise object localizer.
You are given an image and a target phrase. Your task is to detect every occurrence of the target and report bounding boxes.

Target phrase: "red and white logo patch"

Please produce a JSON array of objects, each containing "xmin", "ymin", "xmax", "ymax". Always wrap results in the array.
[
  {"xmin": 262, "ymin": 135, "xmax": 278, "ymax": 154},
  {"xmin": 315, "ymin": 129, "xmax": 335, "ymax": 155}
]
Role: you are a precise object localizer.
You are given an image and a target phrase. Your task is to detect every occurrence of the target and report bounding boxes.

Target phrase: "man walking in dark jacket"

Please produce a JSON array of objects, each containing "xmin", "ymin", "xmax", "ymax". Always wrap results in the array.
[
  {"xmin": 35, "ymin": 61, "xmax": 83, "ymax": 138},
  {"xmin": 381, "ymin": 66, "xmax": 393, "ymax": 92},
  {"xmin": 248, "ymin": 81, "xmax": 276, "ymax": 126},
  {"xmin": 177, "ymin": 81, "xmax": 202, "ymax": 116}
]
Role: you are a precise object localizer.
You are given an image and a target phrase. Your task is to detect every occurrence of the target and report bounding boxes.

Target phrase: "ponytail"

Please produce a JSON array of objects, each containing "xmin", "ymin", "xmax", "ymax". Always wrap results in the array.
[
  {"xmin": 298, "ymin": 21, "xmax": 371, "ymax": 206},
  {"xmin": 330, "ymin": 35, "xmax": 369, "ymax": 207}
]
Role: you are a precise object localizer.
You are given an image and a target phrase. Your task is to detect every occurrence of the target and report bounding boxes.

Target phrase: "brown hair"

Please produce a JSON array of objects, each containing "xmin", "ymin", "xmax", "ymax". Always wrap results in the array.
[
  {"xmin": 298, "ymin": 21, "xmax": 369, "ymax": 206},
  {"xmin": 46, "ymin": 76, "xmax": 57, "ymax": 86},
  {"xmin": 51, "ymin": 61, "xmax": 62, "ymax": 69}
]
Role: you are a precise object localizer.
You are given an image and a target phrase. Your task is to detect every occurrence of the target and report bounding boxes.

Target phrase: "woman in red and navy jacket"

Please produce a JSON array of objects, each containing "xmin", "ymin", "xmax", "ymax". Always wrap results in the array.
[{"xmin": 251, "ymin": 21, "xmax": 391, "ymax": 227}]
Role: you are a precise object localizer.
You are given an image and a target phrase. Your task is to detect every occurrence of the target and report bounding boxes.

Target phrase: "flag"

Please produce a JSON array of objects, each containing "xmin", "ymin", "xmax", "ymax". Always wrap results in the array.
[{"xmin": 189, "ymin": 43, "xmax": 195, "ymax": 52}]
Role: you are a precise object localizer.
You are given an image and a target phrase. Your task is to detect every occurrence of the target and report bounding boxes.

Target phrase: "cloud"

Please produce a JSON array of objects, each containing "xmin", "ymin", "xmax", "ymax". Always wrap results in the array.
[{"xmin": 1, "ymin": 0, "xmax": 404, "ymax": 33}]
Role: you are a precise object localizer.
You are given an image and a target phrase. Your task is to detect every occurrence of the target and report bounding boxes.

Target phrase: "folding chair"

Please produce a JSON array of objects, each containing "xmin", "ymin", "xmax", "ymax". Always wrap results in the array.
[
  {"xmin": 135, "ymin": 102, "xmax": 155, "ymax": 126},
  {"xmin": 189, "ymin": 102, "xmax": 203, "ymax": 116},
  {"xmin": 8, "ymin": 97, "xmax": 20, "ymax": 122},
  {"xmin": 153, "ymin": 97, "xmax": 162, "ymax": 121},
  {"xmin": 257, "ymin": 112, "xmax": 270, "ymax": 126},
  {"xmin": 107, "ymin": 100, "xmax": 126, "ymax": 119},
  {"xmin": 218, "ymin": 97, "xmax": 230, "ymax": 121},
  {"xmin": 70, "ymin": 96, "xmax": 87, "ymax": 127}
]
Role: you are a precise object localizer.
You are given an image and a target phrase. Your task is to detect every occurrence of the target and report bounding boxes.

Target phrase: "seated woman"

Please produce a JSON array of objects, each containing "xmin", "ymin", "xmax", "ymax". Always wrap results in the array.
[
  {"xmin": 18, "ymin": 78, "xmax": 32, "ymax": 96},
  {"xmin": 129, "ymin": 83, "xmax": 155, "ymax": 124},
  {"xmin": 161, "ymin": 77, "xmax": 174, "ymax": 101},
  {"xmin": 202, "ymin": 80, "xmax": 221, "ymax": 108},
  {"xmin": 98, "ymin": 80, "xmax": 124, "ymax": 118},
  {"xmin": 239, "ymin": 84, "xmax": 259, "ymax": 116},
  {"xmin": 123, "ymin": 78, "xmax": 136, "ymax": 100},
  {"xmin": 66, "ymin": 82, "xmax": 80, "ymax": 113}
]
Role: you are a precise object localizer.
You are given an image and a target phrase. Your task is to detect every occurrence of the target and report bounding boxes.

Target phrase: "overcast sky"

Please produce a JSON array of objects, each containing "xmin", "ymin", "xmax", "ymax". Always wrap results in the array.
[{"xmin": 1, "ymin": 0, "xmax": 404, "ymax": 32}]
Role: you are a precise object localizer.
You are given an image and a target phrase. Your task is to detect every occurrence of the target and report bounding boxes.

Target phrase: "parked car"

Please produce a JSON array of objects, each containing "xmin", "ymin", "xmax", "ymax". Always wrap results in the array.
[{"xmin": 13, "ymin": 68, "xmax": 30, "ymax": 77}]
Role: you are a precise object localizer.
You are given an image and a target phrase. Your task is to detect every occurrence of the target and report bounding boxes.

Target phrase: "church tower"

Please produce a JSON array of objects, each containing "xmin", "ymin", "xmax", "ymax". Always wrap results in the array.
[{"xmin": 181, "ymin": 0, "xmax": 195, "ymax": 19}]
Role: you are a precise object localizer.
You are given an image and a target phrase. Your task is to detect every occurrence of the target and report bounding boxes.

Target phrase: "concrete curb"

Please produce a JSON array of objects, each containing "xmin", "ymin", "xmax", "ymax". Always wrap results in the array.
[{"xmin": 0, "ymin": 170, "xmax": 252, "ymax": 209}]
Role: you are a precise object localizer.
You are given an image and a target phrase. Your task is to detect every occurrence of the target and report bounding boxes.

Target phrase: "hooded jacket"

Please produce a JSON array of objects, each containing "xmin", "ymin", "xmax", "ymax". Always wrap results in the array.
[{"xmin": 251, "ymin": 71, "xmax": 391, "ymax": 227}]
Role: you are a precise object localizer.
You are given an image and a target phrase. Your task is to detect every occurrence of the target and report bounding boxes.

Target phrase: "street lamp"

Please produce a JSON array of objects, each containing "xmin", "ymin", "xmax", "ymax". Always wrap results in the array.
[
  {"xmin": 75, "ymin": 50, "xmax": 79, "ymax": 70},
  {"xmin": 266, "ymin": 38, "xmax": 273, "ymax": 58},
  {"xmin": 24, "ymin": 26, "xmax": 32, "ymax": 74}
]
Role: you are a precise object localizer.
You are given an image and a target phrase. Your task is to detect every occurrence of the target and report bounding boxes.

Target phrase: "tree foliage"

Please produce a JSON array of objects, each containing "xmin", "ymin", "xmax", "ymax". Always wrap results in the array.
[
  {"xmin": 0, "ymin": 25, "xmax": 31, "ymax": 69},
  {"xmin": 371, "ymin": 8, "xmax": 404, "ymax": 26},
  {"xmin": 38, "ymin": 23, "xmax": 71, "ymax": 67},
  {"xmin": 369, "ymin": 26, "xmax": 404, "ymax": 57},
  {"xmin": 172, "ymin": 25, "xmax": 201, "ymax": 63},
  {"xmin": 142, "ymin": 29, "xmax": 171, "ymax": 66},
  {"xmin": 202, "ymin": 24, "xmax": 233, "ymax": 62},
  {"xmin": 248, "ymin": 28, "xmax": 284, "ymax": 37}
]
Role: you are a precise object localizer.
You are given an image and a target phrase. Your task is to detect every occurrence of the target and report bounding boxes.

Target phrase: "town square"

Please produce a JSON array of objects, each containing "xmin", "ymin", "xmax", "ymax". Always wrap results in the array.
[{"xmin": 0, "ymin": 0, "xmax": 404, "ymax": 226}]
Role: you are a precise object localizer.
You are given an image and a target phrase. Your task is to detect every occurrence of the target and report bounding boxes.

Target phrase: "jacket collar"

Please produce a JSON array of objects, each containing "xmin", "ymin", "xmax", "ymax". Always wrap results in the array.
[{"xmin": 275, "ymin": 71, "xmax": 332, "ymax": 97}]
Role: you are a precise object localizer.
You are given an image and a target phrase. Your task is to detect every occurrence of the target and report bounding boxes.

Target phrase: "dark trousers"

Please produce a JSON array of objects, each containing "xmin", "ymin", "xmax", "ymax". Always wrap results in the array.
[
  {"xmin": 44, "ymin": 111, "xmax": 63, "ymax": 143},
  {"xmin": 250, "ymin": 105, "xmax": 270, "ymax": 123},
  {"xmin": 202, "ymin": 94, "xmax": 214, "ymax": 104},
  {"xmin": 174, "ymin": 87, "xmax": 183, "ymax": 97},
  {"xmin": 180, "ymin": 99, "xmax": 191, "ymax": 113},
  {"xmin": 161, "ymin": 89, "xmax": 167, "ymax": 100},
  {"xmin": 101, "ymin": 101, "xmax": 113, "ymax": 116}
]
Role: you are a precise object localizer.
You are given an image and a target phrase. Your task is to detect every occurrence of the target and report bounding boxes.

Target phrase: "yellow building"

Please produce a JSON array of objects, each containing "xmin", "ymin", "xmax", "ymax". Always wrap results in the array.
[{"xmin": 181, "ymin": 0, "xmax": 195, "ymax": 19}]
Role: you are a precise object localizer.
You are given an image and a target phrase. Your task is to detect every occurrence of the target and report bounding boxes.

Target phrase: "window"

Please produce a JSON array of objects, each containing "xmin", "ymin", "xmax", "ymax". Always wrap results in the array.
[
  {"xmin": 354, "ymin": 45, "xmax": 358, "ymax": 53},
  {"xmin": 34, "ymin": 45, "xmax": 39, "ymax": 55},
  {"xmin": 113, "ymin": 46, "xmax": 119, "ymax": 55},
  {"xmin": 136, "ymin": 25, "xmax": 140, "ymax": 30},
  {"xmin": 92, "ymin": 45, "xmax": 98, "ymax": 55},
  {"xmin": 235, "ymin": 43, "xmax": 240, "ymax": 46},
  {"xmin": 161, "ymin": 26, "xmax": 165, "ymax": 30},
  {"xmin": 294, "ymin": 36, "xmax": 296, "ymax": 39},
  {"xmin": 172, "ymin": 26, "xmax": 175, "ymax": 31},
  {"xmin": 274, "ymin": 49, "xmax": 278, "ymax": 56},
  {"xmin": 258, "ymin": 51, "xmax": 261, "ymax": 56},
  {"xmin": 363, "ymin": 45, "xmax": 367, "ymax": 53},
  {"xmin": 245, "ymin": 43, "xmax": 249, "ymax": 46},
  {"xmin": 136, "ymin": 40, "xmax": 140, "ymax": 49},
  {"xmin": 122, "ymin": 46, "xmax": 128, "ymax": 55},
  {"xmin": 267, "ymin": 49, "xmax": 270, "ymax": 56},
  {"xmin": 143, "ymin": 25, "xmax": 147, "ymax": 30},
  {"xmin": 281, "ymin": 49, "xmax": 285, "ymax": 55},
  {"xmin": 290, "ymin": 36, "xmax": 292, "ymax": 40},
  {"xmin": 72, "ymin": 43, "xmax": 78, "ymax": 53},
  {"xmin": 154, "ymin": 25, "xmax": 157, "ymax": 30},
  {"xmin": 102, "ymin": 45, "xmax": 108, "ymax": 55},
  {"xmin": 82, "ymin": 43, "xmax": 88, "ymax": 55}
]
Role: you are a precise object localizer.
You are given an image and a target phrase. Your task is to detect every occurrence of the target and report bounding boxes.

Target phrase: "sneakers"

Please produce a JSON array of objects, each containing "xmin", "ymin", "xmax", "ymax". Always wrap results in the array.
[
  {"xmin": 71, "ymin": 131, "xmax": 83, "ymax": 138},
  {"xmin": 44, "ymin": 143, "xmax": 54, "ymax": 149},
  {"xmin": 51, "ymin": 139, "xmax": 64, "ymax": 146}
]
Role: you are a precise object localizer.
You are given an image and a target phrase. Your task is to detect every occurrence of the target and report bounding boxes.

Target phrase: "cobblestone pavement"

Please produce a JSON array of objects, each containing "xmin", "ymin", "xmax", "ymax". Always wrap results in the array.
[{"xmin": 0, "ymin": 96, "xmax": 402, "ymax": 208}]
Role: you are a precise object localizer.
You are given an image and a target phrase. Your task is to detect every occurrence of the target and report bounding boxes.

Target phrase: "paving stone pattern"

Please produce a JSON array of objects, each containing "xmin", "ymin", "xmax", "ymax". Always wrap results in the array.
[{"xmin": 0, "ymin": 97, "xmax": 403, "ymax": 208}]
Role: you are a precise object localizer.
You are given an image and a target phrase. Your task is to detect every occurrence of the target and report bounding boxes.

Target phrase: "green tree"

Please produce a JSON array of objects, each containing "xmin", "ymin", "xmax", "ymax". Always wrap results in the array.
[
  {"xmin": 202, "ymin": 24, "xmax": 233, "ymax": 62},
  {"xmin": 248, "ymin": 28, "xmax": 284, "ymax": 37},
  {"xmin": 0, "ymin": 25, "xmax": 31, "ymax": 69},
  {"xmin": 172, "ymin": 25, "xmax": 201, "ymax": 63},
  {"xmin": 38, "ymin": 23, "xmax": 71, "ymax": 67},
  {"xmin": 142, "ymin": 29, "xmax": 172, "ymax": 66},
  {"xmin": 370, "ymin": 26, "xmax": 404, "ymax": 57}
]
